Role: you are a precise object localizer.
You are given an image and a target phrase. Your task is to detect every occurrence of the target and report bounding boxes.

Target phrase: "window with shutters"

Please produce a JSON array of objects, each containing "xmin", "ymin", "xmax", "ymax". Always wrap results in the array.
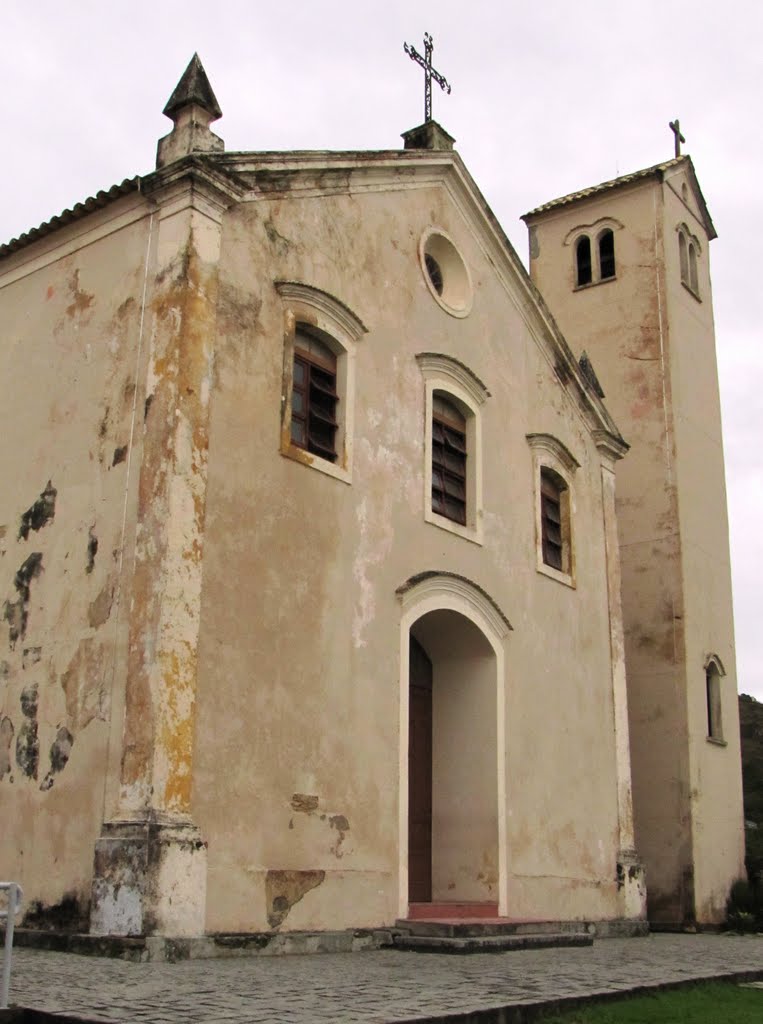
[
  {"xmin": 291, "ymin": 330, "xmax": 339, "ymax": 462},
  {"xmin": 276, "ymin": 281, "xmax": 367, "ymax": 484},
  {"xmin": 540, "ymin": 469, "xmax": 566, "ymax": 571},
  {"xmin": 416, "ymin": 353, "xmax": 489, "ymax": 545},
  {"xmin": 431, "ymin": 395, "xmax": 467, "ymax": 525},
  {"xmin": 526, "ymin": 433, "xmax": 578, "ymax": 586}
]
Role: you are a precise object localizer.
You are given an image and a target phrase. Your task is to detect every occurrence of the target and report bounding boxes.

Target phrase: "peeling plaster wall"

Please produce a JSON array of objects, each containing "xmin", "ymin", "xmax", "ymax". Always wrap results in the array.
[
  {"xmin": 0, "ymin": 199, "xmax": 152, "ymax": 924},
  {"xmin": 526, "ymin": 173, "xmax": 744, "ymax": 925},
  {"xmin": 193, "ymin": 178, "xmax": 625, "ymax": 933}
]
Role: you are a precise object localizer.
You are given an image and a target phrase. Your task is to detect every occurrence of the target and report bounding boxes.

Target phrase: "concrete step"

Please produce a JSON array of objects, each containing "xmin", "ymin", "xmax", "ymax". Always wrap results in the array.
[
  {"xmin": 392, "ymin": 930, "xmax": 594, "ymax": 954},
  {"xmin": 395, "ymin": 917, "xmax": 595, "ymax": 938}
]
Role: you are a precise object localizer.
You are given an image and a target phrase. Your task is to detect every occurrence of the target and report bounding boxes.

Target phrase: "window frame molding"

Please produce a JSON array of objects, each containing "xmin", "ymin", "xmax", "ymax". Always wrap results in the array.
[
  {"xmin": 526, "ymin": 432, "xmax": 579, "ymax": 587},
  {"xmin": 676, "ymin": 223, "xmax": 702, "ymax": 301},
  {"xmin": 276, "ymin": 281, "xmax": 367, "ymax": 484},
  {"xmin": 416, "ymin": 353, "xmax": 489, "ymax": 545},
  {"xmin": 704, "ymin": 653, "xmax": 727, "ymax": 746},
  {"xmin": 564, "ymin": 217, "xmax": 623, "ymax": 291}
]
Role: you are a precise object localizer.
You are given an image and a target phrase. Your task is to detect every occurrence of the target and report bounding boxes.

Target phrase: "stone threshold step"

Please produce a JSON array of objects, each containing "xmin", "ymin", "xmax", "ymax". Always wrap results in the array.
[
  {"xmin": 392, "ymin": 931, "xmax": 594, "ymax": 954},
  {"xmin": 396, "ymin": 918, "xmax": 595, "ymax": 938}
]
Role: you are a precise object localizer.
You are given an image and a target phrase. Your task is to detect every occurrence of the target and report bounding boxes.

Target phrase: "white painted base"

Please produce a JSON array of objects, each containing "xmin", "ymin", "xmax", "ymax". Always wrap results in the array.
[{"xmin": 90, "ymin": 813, "xmax": 207, "ymax": 937}]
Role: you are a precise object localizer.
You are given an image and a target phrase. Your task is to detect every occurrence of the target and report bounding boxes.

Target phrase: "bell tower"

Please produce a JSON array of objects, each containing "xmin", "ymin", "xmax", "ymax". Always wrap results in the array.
[{"xmin": 523, "ymin": 152, "xmax": 745, "ymax": 927}]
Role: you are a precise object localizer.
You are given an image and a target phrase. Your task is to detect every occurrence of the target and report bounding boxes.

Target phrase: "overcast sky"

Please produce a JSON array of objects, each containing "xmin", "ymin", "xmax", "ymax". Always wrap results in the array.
[{"xmin": 2, "ymin": 1, "xmax": 761, "ymax": 699}]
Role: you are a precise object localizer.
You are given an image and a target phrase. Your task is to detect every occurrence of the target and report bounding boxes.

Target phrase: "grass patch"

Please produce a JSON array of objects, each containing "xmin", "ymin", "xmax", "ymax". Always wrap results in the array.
[{"xmin": 539, "ymin": 982, "xmax": 763, "ymax": 1023}]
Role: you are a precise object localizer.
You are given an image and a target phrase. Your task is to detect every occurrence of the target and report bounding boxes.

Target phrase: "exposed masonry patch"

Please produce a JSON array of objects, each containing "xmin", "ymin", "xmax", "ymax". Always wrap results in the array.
[
  {"xmin": 289, "ymin": 793, "xmax": 351, "ymax": 859},
  {"xmin": 88, "ymin": 578, "xmax": 115, "ymax": 629},
  {"xmin": 86, "ymin": 528, "xmax": 98, "ymax": 574},
  {"xmin": 0, "ymin": 716, "xmax": 13, "ymax": 779},
  {"xmin": 16, "ymin": 683, "xmax": 39, "ymax": 779},
  {"xmin": 40, "ymin": 726, "xmax": 74, "ymax": 791},
  {"xmin": 265, "ymin": 870, "xmax": 325, "ymax": 929},
  {"xmin": 112, "ymin": 445, "xmax": 128, "ymax": 466},
  {"xmin": 4, "ymin": 552, "xmax": 43, "ymax": 647},
  {"xmin": 18, "ymin": 482, "xmax": 57, "ymax": 541}
]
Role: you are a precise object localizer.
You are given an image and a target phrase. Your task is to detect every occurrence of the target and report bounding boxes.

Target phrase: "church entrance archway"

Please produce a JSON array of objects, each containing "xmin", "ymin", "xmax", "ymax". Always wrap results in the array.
[{"xmin": 407, "ymin": 608, "xmax": 499, "ymax": 907}]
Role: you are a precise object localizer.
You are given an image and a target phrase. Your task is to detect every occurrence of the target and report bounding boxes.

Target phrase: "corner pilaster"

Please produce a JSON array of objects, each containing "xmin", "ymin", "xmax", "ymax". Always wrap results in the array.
[
  {"xmin": 596, "ymin": 436, "xmax": 647, "ymax": 922},
  {"xmin": 90, "ymin": 162, "xmax": 244, "ymax": 938}
]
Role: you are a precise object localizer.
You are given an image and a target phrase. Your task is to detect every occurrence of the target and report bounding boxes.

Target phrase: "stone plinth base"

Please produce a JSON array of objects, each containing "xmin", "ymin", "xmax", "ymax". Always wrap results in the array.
[
  {"xmin": 90, "ymin": 814, "xmax": 207, "ymax": 938},
  {"xmin": 617, "ymin": 852, "xmax": 647, "ymax": 921}
]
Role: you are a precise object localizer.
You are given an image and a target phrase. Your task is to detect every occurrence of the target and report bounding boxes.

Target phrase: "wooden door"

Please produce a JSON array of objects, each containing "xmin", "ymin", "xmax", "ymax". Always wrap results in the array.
[{"xmin": 408, "ymin": 635, "xmax": 433, "ymax": 903}]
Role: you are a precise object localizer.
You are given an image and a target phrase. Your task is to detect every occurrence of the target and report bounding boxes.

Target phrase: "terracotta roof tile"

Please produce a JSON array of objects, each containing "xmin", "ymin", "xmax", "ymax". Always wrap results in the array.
[{"xmin": 0, "ymin": 178, "xmax": 140, "ymax": 260}]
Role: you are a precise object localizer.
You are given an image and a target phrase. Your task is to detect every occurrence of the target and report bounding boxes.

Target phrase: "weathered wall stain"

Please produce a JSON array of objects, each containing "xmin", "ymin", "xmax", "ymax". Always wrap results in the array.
[
  {"xmin": 112, "ymin": 445, "xmax": 128, "ymax": 466},
  {"xmin": 22, "ymin": 646, "xmax": 42, "ymax": 669},
  {"xmin": 40, "ymin": 727, "xmax": 74, "ymax": 791},
  {"xmin": 4, "ymin": 552, "xmax": 43, "ymax": 648},
  {"xmin": 328, "ymin": 814, "xmax": 350, "ymax": 859},
  {"xmin": 15, "ymin": 683, "xmax": 39, "ymax": 779},
  {"xmin": 18, "ymin": 482, "xmax": 57, "ymax": 541},
  {"xmin": 60, "ymin": 638, "xmax": 108, "ymax": 731},
  {"xmin": 0, "ymin": 716, "xmax": 14, "ymax": 779},
  {"xmin": 265, "ymin": 869, "xmax": 325, "ymax": 929},
  {"xmin": 22, "ymin": 892, "xmax": 87, "ymax": 932},
  {"xmin": 88, "ymin": 577, "xmax": 115, "ymax": 629},
  {"xmin": 64, "ymin": 269, "xmax": 94, "ymax": 320}
]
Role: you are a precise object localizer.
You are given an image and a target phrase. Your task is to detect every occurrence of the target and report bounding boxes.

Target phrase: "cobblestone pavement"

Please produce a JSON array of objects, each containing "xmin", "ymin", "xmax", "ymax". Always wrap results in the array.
[{"xmin": 6, "ymin": 934, "xmax": 763, "ymax": 1023}]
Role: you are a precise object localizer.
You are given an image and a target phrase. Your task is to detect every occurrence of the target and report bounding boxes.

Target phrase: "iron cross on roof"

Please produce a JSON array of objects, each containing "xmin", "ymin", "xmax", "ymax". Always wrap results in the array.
[
  {"xmin": 669, "ymin": 119, "xmax": 686, "ymax": 158},
  {"xmin": 404, "ymin": 32, "xmax": 451, "ymax": 123}
]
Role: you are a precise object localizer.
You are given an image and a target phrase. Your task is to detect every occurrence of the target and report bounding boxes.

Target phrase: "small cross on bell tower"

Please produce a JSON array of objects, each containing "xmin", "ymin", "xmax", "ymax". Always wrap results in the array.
[{"xmin": 669, "ymin": 119, "xmax": 686, "ymax": 158}]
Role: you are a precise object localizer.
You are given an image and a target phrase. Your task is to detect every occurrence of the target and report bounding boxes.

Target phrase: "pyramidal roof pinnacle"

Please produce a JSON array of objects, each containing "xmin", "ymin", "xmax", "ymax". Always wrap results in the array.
[{"xmin": 163, "ymin": 53, "xmax": 222, "ymax": 123}]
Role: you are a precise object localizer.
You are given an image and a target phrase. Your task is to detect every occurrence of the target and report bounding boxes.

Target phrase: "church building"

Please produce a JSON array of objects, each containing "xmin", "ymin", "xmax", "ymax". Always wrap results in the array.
[{"xmin": 0, "ymin": 54, "xmax": 744, "ymax": 955}]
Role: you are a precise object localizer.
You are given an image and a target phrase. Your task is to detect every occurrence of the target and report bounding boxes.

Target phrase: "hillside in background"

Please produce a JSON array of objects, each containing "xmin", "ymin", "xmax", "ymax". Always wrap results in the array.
[{"xmin": 739, "ymin": 693, "xmax": 763, "ymax": 881}]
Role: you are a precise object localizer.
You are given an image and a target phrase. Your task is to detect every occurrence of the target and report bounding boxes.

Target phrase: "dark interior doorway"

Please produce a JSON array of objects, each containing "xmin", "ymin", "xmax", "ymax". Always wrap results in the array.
[{"xmin": 408, "ymin": 635, "xmax": 433, "ymax": 902}]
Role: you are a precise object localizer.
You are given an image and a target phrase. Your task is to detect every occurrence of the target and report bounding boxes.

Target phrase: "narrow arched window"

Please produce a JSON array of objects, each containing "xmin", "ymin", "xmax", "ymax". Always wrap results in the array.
[
  {"xmin": 291, "ymin": 328, "xmax": 339, "ymax": 463},
  {"xmin": 688, "ymin": 242, "xmax": 698, "ymax": 294},
  {"xmin": 431, "ymin": 393, "xmax": 467, "ymax": 525},
  {"xmin": 705, "ymin": 659, "xmax": 724, "ymax": 741},
  {"xmin": 679, "ymin": 232, "xmax": 689, "ymax": 285},
  {"xmin": 598, "ymin": 229, "xmax": 615, "ymax": 280},
  {"xmin": 576, "ymin": 236, "xmax": 592, "ymax": 286},
  {"xmin": 540, "ymin": 467, "xmax": 568, "ymax": 572}
]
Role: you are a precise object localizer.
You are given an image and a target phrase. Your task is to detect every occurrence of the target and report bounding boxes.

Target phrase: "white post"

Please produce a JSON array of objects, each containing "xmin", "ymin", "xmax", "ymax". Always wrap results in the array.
[{"xmin": 1, "ymin": 882, "xmax": 23, "ymax": 1010}]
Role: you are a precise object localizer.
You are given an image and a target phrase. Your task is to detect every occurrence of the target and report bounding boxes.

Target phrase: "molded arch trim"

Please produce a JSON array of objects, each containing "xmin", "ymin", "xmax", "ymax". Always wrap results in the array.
[
  {"xmin": 275, "ymin": 280, "xmax": 368, "ymax": 341},
  {"xmin": 396, "ymin": 570, "xmax": 512, "ymax": 641}
]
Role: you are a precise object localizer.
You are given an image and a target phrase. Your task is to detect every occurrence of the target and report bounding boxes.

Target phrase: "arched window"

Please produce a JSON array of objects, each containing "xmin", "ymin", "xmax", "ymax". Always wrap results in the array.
[
  {"xmin": 416, "ymin": 353, "xmax": 489, "ymax": 544},
  {"xmin": 679, "ymin": 231, "xmax": 689, "ymax": 285},
  {"xmin": 598, "ymin": 229, "xmax": 616, "ymax": 280},
  {"xmin": 688, "ymin": 242, "xmax": 698, "ymax": 294},
  {"xmin": 576, "ymin": 235, "xmax": 592, "ymax": 286},
  {"xmin": 677, "ymin": 226, "xmax": 701, "ymax": 298},
  {"xmin": 276, "ymin": 281, "xmax": 367, "ymax": 484},
  {"xmin": 540, "ymin": 468, "xmax": 568, "ymax": 572},
  {"xmin": 291, "ymin": 329, "xmax": 338, "ymax": 463},
  {"xmin": 526, "ymin": 433, "xmax": 579, "ymax": 585},
  {"xmin": 705, "ymin": 656, "xmax": 725, "ymax": 742}
]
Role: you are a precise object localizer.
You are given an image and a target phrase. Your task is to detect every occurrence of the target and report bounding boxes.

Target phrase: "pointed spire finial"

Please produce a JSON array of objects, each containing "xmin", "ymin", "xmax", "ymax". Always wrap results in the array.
[
  {"xmin": 156, "ymin": 54, "xmax": 225, "ymax": 168},
  {"xmin": 163, "ymin": 53, "xmax": 222, "ymax": 123}
]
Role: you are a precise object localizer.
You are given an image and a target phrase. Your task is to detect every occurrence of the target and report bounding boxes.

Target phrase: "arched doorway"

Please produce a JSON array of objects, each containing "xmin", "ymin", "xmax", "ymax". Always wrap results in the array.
[
  {"xmin": 407, "ymin": 609, "xmax": 499, "ymax": 906},
  {"xmin": 397, "ymin": 572, "xmax": 510, "ymax": 917}
]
